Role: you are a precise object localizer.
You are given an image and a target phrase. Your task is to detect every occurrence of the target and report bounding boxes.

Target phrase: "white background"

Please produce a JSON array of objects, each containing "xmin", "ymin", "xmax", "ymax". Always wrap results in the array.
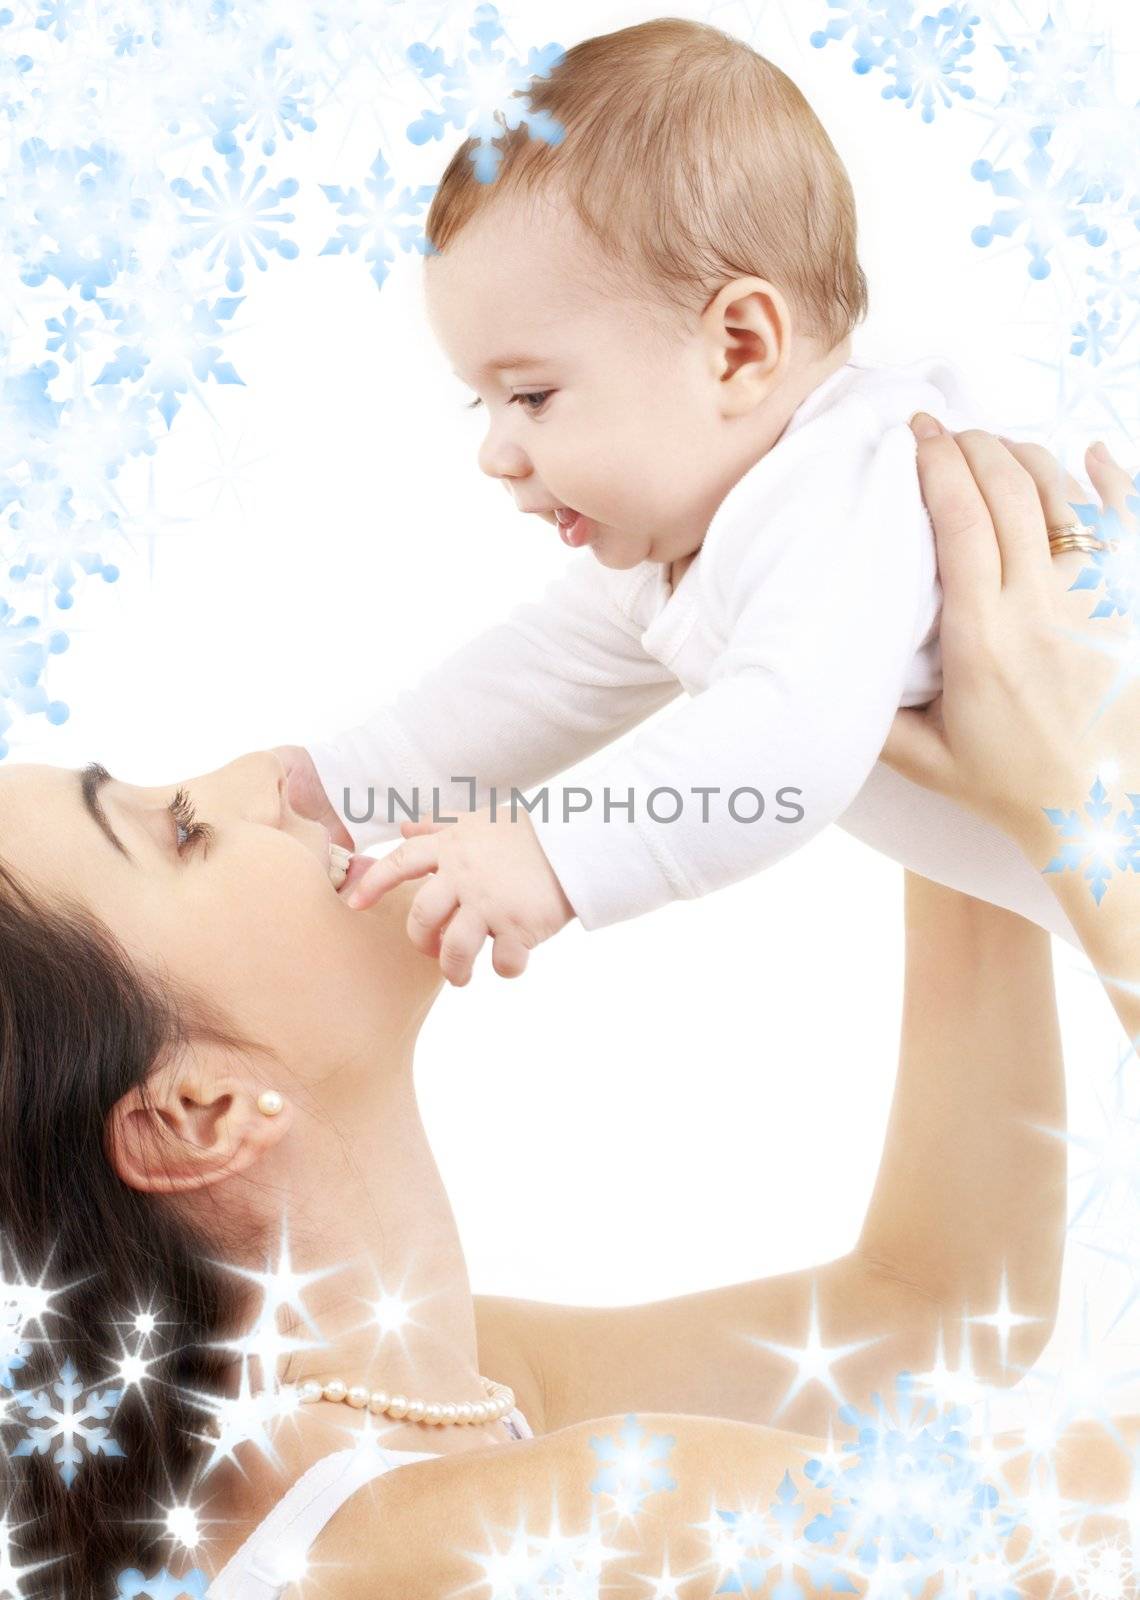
[{"xmin": 15, "ymin": 0, "xmax": 1140, "ymax": 1415}]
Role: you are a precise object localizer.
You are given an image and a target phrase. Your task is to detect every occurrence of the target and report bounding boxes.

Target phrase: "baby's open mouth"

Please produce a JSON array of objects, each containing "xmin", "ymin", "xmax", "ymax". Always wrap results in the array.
[{"xmin": 554, "ymin": 507, "xmax": 595, "ymax": 548}]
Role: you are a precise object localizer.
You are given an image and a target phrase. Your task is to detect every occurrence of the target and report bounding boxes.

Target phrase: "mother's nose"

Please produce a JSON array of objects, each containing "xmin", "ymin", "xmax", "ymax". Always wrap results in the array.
[{"xmin": 190, "ymin": 750, "xmax": 288, "ymax": 828}]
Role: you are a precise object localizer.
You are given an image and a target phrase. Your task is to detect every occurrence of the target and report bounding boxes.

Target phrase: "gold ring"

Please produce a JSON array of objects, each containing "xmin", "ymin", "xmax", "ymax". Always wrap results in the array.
[{"xmin": 1047, "ymin": 522, "xmax": 1109, "ymax": 557}]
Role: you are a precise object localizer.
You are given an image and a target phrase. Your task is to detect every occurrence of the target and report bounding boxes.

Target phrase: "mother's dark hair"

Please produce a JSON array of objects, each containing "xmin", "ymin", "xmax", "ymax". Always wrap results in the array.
[{"xmin": 0, "ymin": 859, "xmax": 263, "ymax": 1596}]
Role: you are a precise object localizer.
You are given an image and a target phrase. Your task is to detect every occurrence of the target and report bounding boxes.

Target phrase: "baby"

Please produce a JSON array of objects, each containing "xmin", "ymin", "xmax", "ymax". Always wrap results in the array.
[{"xmin": 294, "ymin": 16, "xmax": 1085, "ymax": 981}]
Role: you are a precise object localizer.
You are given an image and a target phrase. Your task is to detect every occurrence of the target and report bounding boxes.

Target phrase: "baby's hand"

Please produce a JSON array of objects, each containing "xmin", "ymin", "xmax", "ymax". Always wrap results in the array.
[{"xmin": 344, "ymin": 808, "xmax": 576, "ymax": 985}]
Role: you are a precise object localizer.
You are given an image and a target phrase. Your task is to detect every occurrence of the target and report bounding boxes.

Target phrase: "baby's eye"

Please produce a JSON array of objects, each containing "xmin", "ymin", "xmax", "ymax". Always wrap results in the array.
[
  {"xmin": 462, "ymin": 392, "xmax": 553, "ymax": 417},
  {"xmin": 509, "ymin": 391, "xmax": 552, "ymax": 416}
]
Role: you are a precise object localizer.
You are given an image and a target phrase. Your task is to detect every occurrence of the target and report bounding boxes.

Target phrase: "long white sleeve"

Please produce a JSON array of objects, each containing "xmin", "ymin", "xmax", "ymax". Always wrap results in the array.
[
  {"xmin": 530, "ymin": 413, "xmax": 940, "ymax": 930},
  {"xmin": 304, "ymin": 554, "xmax": 683, "ymax": 853}
]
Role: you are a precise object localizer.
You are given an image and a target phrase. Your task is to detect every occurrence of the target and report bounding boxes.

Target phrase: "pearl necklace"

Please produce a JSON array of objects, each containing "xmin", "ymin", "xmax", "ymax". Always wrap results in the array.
[{"xmin": 292, "ymin": 1372, "xmax": 516, "ymax": 1428}]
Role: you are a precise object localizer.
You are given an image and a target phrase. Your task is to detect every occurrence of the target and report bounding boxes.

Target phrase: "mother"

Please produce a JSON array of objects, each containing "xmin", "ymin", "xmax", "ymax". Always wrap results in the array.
[{"xmin": 0, "ymin": 440, "xmax": 1134, "ymax": 1599}]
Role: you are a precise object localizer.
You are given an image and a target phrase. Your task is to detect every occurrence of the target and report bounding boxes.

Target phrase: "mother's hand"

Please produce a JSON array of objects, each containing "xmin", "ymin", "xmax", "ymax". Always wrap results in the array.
[
  {"xmin": 883, "ymin": 422, "xmax": 1139, "ymax": 848},
  {"xmin": 882, "ymin": 419, "xmax": 1140, "ymax": 1041}
]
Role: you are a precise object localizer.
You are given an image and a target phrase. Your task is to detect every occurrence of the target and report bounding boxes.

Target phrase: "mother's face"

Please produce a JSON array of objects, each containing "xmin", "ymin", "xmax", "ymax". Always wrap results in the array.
[{"xmin": 0, "ymin": 752, "xmax": 443, "ymax": 1088}]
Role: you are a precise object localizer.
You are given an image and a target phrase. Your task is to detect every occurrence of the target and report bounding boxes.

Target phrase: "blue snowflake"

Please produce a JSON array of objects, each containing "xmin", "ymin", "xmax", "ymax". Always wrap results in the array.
[
  {"xmin": 0, "ymin": 1300, "xmax": 31, "ymax": 1389},
  {"xmin": 208, "ymin": 36, "xmax": 319, "ymax": 162},
  {"xmin": 0, "ymin": 601, "xmax": 70, "ymax": 758},
  {"xmin": 713, "ymin": 1472, "xmax": 856, "ymax": 1597},
  {"xmin": 810, "ymin": 3, "xmax": 977, "ymax": 121},
  {"xmin": 880, "ymin": 7, "xmax": 979, "ymax": 123},
  {"xmin": 44, "ymin": 303, "xmax": 97, "ymax": 362},
  {"xmin": 1066, "ymin": 490, "xmax": 1140, "ymax": 624},
  {"xmin": 116, "ymin": 1567, "xmax": 211, "ymax": 1600},
  {"xmin": 405, "ymin": 2, "xmax": 566, "ymax": 184},
  {"xmin": 809, "ymin": 0, "xmax": 914, "ymax": 73},
  {"xmin": 11, "ymin": 137, "xmax": 142, "ymax": 302},
  {"xmin": 971, "ymin": 125, "xmax": 1109, "ymax": 280},
  {"xmin": 10, "ymin": 545, "xmax": 121, "ymax": 612},
  {"xmin": 3, "ymin": 442, "xmax": 128, "ymax": 608},
  {"xmin": 1085, "ymin": 251, "xmax": 1140, "ymax": 323},
  {"xmin": 0, "ymin": 44, "xmax": 35, "ymax": 125},
  {"xmin": 802, "ymin": 1376, "xmax": 1014, "ymax": 1593},
  {"xmin": 588, "ymin": 1412, "xmax": 676, "ymax": 1516},
  {"xmin": 1042, "ymin": 777, "xmax": 1140, "ymax": 906},
  {"xmin": 34, "ymin": 0, "xmax": 85, "ymax": 42},
  {"xmin": 94, "ymin": 282, "xmax": 245, "ymax": 430},
  {"xmin": 170, "ymin": 155, "xmax": 299, "ymax": 293},
  {"xmin": 9, "ymin": 1356, "xmax": 124, "ymax": 1487},
  {"xmin": 1070, "ymin": 308, "xmax": 1120, "ymax": 366},
  {"xmin": 995, "ymin": 14, "xmax": 1102, "ymax": 119},
  {"xmin": 319, "ymin": 149, "xmax": 435, "ymax": 291},
  {"xmin": 0, "ymin": 360, "xmax": 63, "ymax": 459},
  {"xmin": 64, "ymin": 384, "xmax": 160, "ymax": 479},
  {"xmin": 110, "ymin": 20, "xmax": 145, "ymax": 58}
]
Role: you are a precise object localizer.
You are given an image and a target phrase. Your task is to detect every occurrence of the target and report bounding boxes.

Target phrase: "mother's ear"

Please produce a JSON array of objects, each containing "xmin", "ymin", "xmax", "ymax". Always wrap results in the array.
[{"xmin": 105, "ymin": 1045, "xmax": 293, "ymax": 1195}]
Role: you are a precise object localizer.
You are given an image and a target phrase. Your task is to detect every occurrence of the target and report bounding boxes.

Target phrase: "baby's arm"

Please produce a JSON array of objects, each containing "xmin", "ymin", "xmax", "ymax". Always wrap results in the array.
[
  {"xmin": 346, "ymin": 425, "xmax": 940, "ymax": 981},
  {"xmin": 304, "ymin": 555, "xmax": 682, "ymax": 853}
]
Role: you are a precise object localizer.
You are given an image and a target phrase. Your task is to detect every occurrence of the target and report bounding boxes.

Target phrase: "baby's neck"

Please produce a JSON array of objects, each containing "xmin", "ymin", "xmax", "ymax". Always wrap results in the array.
[{"xmin": 769, "ymin": 334, "xmax": 853, "ymax": 448}]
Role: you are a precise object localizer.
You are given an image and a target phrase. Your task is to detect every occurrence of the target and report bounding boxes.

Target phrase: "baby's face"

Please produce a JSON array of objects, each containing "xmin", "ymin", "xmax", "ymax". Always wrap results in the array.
[{"xmin": 424, "ymin": 189, "xmax": 747, "ymax": 571}]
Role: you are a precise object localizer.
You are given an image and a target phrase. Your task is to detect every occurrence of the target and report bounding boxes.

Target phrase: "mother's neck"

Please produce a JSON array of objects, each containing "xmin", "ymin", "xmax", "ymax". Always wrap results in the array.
[
  {"xmin": 210, "ymin": 922, "xmax": 490, "ymax": 1458},
  {"xmin": 274, "ymin": 1058, "xmax": 485, "ymax": 1424}
]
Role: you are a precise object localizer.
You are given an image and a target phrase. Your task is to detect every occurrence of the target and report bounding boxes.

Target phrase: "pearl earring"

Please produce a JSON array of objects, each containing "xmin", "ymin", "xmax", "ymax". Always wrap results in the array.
[{"xmin": 257, "ymin": 1090, "xmax": 284, "ymax": 1117}]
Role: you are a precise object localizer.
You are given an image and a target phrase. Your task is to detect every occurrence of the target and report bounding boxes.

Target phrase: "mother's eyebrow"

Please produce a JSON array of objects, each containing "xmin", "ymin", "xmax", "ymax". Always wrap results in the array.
[{"xmin": 80, "ymin": 761, "xmax": 134, "ymax": 862}]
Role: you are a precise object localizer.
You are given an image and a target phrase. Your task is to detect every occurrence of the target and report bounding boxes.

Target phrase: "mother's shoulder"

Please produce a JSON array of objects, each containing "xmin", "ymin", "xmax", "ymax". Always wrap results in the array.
[{"xmin": 309, "ymin": 1409, "xmax": 829, "ymax": 1600}]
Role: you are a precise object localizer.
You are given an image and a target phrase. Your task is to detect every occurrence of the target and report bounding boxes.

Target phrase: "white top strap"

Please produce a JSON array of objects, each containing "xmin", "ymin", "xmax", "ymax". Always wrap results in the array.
[
  {"xmin": 205, "ymin": 1407, "xmax": 533, "ymax": 1599},
  {"xmin": 205, "ymin": 1440, "xmax": 439, "ymax": 1599}
]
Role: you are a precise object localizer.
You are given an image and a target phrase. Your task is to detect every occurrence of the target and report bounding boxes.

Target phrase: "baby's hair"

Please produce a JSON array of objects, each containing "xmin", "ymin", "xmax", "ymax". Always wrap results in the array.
[{"xmin": 425, "ymin": 16, "xmax": 869, "ymax": 351}]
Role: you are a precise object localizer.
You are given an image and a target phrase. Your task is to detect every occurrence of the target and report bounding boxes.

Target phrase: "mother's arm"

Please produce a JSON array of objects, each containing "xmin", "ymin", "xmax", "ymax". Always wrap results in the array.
[
  {"xmin": 320, "ymin": 1405, "xmax": 1140, "ymax": 1600},
  {"xmin": 475, "ymin": 869, "xmax": 1066, "ymax": 1439}
]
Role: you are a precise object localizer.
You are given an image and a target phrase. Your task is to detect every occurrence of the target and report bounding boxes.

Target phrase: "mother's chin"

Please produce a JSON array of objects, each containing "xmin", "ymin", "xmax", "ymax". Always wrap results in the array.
[{"xmin": 340, "ymin": 871, "xmax": 449, "ymax": 1001}]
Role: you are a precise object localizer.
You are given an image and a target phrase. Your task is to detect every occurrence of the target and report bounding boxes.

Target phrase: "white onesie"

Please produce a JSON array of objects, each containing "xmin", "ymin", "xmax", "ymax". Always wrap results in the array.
[{"xmin": 306, "ymin": 357, "xmax": 1081, "ymax": 949}]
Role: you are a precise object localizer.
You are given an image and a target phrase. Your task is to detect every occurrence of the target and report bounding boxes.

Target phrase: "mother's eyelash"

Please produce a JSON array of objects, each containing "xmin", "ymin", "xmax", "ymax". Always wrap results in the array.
[{"xmin": 168, "ymin": 787, "xmax": 214, "ymax": 856}]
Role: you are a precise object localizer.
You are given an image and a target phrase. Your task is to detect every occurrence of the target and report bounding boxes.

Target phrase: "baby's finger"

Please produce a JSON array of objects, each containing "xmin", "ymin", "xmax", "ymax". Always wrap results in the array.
[
  {"xmin": 491, "ymin": 933, "xmax": 531, "ymax": 979},
  {"xmin": 437, "ymin": 907, "xmax": 489, "ymax": 988},
  {"xmin": 400, "ymin": 817, "xmax": 452, "ymax": 837},
  {"xmin": 1086, "ymin": 443, "xmax": 1139, "ymax": 526},
  {"xmin": 405, "ymin": 874, "xmax": 460, "ymax": 957},
  {"xmin": 339, "ymin": 853, "xmax": 377, "ymax": 898},
  {"xmin": 343, "ymin": 838, "xmax": 440, "ymax": 910}
]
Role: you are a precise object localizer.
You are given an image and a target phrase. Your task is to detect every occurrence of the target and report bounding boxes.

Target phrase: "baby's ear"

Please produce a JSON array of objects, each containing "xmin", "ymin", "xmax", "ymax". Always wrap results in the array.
[{"xmin": 105, "ymin": 1054, "xmax": 290, "ymax": 1194}]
